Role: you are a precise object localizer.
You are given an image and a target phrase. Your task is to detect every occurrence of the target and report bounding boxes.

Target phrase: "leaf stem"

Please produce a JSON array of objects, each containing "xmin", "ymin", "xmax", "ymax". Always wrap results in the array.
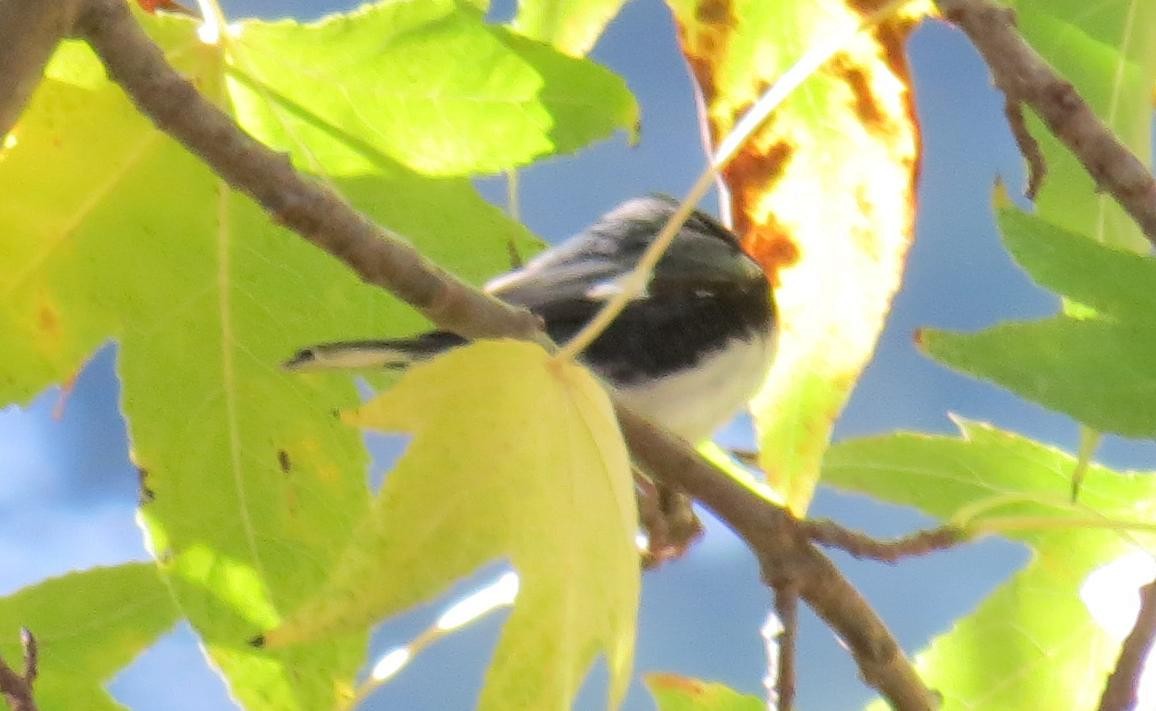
[
  {"xmin": 1071, "ymin": 427, "xmax": 1103, "ymax": 501},
  {"xmin": 505, "ymin": 169, "xmax": 524, "ymax": 268},
  {"xmin": 193, "ymin": 0, "xmax": 227, "ymax": 44},
  {"xmin": 505, "ymin": 169, "xmax": 521, "ymax": 224},
  {"xmin": 342, "ymin": 571, "xmax": 519, "ymax": 710},
  {"xmin": 972, "ymin": 515, "xmax": 1156, "ymax": 537},
  {"xmin": 950, "ymin": 488, "xmax": 1156, "ymax": 559},
  {"xmin": 948, "ymin": 491, "xmax": 1065, "ymax": 528}
]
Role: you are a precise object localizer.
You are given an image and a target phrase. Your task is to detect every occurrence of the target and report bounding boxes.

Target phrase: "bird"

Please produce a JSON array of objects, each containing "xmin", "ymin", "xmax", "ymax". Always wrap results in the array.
[{"xmin": 285, "ymin": 194, "xmax": 777, "ymax": 446}]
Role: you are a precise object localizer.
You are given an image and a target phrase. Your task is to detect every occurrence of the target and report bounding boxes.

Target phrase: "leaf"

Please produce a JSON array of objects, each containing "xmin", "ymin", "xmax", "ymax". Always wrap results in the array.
[
  {"xmin": 231, "ymin": 0, "xmax": 638, "ymax": 177},
  {"xmin": 0, "ymin": 10, "xmax": 538, "ymax": 709},
  {"xmin": 0, "ymin": 564, "xmax": 178, "ymax": 711},
  {"xmin": 1009, "ymin": 0, "xmax": 1156, "ymax": 252},
  {"xmin": 921, "ymin": 202, "xmax": 1156, "ymax": 438},
  {"xmin": 667, "ymin": 0, "xmax": 928, "ymax": 513},
  {"xmin": 923, "ymin": 319, "xmax": 1156, "ymax": 438},
  {"xmin": 645, "ymin": 673, "xmax": 764, "ymax": 711},
  {"xmin": 512, "ymin": 0, "xmax": 628, "ymax": 56},
  {"xmin": 265, "ymin": 340, "xmax": 639, "ymax": 711},
  {"xmin": 997, "ymin": 198, "xmax": 1156, "ymax": 322},
  {"xmin": 823, "ymin": 419, "xmax": 1156, "ymax": 710}
]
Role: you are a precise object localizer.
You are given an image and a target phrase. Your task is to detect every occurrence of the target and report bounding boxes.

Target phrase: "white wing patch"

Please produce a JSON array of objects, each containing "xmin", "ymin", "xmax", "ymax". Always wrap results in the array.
[{"xmin": 583, "ymin": 277, "xmax": 651, "ymax": 301}]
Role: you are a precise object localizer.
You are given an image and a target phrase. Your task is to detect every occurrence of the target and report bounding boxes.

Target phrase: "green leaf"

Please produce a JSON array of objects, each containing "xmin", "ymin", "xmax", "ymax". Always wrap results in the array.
[
  {"xmin": 265, "ymin": 340, "xmax": 639, "ymax": 711},
  {"xmin": 0, "ymin": 564, "xmax": 178, "ymax": 711},
  {"xmin": 512, "ymin": 0, "xmax": 627, "ymax": 55},
  {"xmin": 0, "ymin": 11, "xmax": 537, "ymax": 709},
  {"xmin": 645, "ymin": 673, "xmax": 764, "ymax": 711},
  {"xmin": 231, "ymin": 0, "xmax": 638, "ymax": 176},
  {"xmin": 921, "ymin": 203, "xmax": 1156, "ymax": 438},
  {"xmin": 823, "ymin": 419, "xmax": 1156, "ymax": 710},
  {"xmin": 1009, "ymin": 0, "xmax": 1156, "ymax": 252},
  {"xmin": 922, "ymin": 318, "xmax": 1156, "ymax": 438},
  {"xmin": 997, "ymin": 201, "xmax": 1156, "ymax": 321}
]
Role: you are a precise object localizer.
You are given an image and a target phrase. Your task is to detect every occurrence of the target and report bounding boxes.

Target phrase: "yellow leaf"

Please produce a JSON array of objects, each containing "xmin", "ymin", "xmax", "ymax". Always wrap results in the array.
[
  {"xmin": 265, "ymin": 340, "xmax": 639, "ymax": 710},
  {"xmin": 670, "ymin": 0, "xmax": 927, "ymax": 513}
]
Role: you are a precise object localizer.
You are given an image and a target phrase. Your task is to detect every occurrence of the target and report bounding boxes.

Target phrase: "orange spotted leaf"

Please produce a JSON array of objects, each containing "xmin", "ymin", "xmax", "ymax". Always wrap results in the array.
[
  {"xmin": 669, "ymin": 0, "xmax": 929, "ymax": 513},
  {"xmin": 646, "ymin": 673, "xmax": 764, "ymax": 710},
  {"xmin": 135, "ymin": 0, "xmax": 195, "ymax": 16}
]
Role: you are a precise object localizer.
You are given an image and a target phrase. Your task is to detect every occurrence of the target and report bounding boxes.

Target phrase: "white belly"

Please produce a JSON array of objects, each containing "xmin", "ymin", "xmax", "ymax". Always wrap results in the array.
[{"xmin": 613, "ymin": 334, "xmax": 773, "ymax": 442}]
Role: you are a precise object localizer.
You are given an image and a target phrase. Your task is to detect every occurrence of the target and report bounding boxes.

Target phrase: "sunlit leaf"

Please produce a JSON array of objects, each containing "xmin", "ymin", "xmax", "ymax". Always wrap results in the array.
[
  {"xmin": 512, "ymin": 0, "xmax": 628, "ymax": 55},
  {"xmin": 0, "ymin": 564, "xmax": 178, "ymax": 711},
  {"xmin": 667, "ymin": 0, "xmax": 928, "ymax": 513},
  {"xmin": 265, "ymin": 340, "xmax": 639, "ymax": 711},
  {"xmin": 0, "ymin": 9, "xmax": 536, "ymax": 708},
  {"xmin": 231, "ymin": 0, "xmax": 638, "ymax": 176},
  {"xmin": 823, "ymin": 419, "xmax": 1156, "ymax": 710},
  {"xmin": 646, "ymin": 673, "xmax": 764, "ymax": 711},
  {"xmin": 1010, "ymin": 0, "xmax": 1156, "ymax": 252},
  {"xmin": 922, "ymin": 201, "xmax": 1156, "ymax": 438}
]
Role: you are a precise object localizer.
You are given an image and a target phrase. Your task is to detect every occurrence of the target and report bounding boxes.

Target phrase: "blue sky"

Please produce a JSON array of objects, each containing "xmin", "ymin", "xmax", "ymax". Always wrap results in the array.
[{"xmin": 2, "ymin": 1, "xmax": 1154, "ymax": 709}]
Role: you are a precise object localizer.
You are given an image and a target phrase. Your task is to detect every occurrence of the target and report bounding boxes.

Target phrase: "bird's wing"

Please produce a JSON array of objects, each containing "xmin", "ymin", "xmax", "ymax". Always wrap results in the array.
[{"xmin": 485, "ymin": 247, "xmax": 637, "ymax": 315}]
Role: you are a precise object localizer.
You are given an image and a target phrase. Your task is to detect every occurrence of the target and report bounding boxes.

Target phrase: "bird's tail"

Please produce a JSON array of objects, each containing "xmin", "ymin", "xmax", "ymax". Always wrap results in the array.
[{"xmin": 284, "ymin": 332, "xmax": 467, "ymax": 371}]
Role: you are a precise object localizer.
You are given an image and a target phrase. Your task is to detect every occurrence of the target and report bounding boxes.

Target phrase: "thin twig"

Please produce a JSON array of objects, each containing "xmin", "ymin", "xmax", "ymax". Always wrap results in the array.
[
  {"xmin": 1002, "ymin": 98, "xmax": 1045, "ymax": 200},
  {"xmin": 936, "ymin": 0, "xmax": 1156, "ymax": 246},
  {"xmin": 1098, "ymin": 580, "xmax": 1156, "ymax": 711},
  {"xmin": 0, "ymin": 2, "xmax": 936, "ymax": 707},
  {"xmin": 0, "ymin": 629, "xmax": 39, "ymax": 711},
  {"xmin": 635, "ymin": 472, "xmax": 704, "ymax": 568},
  {"xmin": 773, "ymin": 586, "xmax": 799, "ymax": 711},
  {"xmin": 803, "ymin": 519, "xmax": 966, "ymax": 563},
  {"xmin": 19, "ymin": 630, "xmax": 35, "ymax": 689}
]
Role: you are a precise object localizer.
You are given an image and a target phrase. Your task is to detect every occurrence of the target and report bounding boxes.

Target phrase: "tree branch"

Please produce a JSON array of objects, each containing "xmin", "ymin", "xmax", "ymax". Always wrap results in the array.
[
  {"xmin": 0, "ymin": 0, "xmax": 938, "ymax": 707},
  {"xmin": 772, "ymin": 586, "xmax": 799, "ymax": 710},
  {"xmin": 936, "ymin": 0, "xmax": 1156, "ymax": 246},
  {"xmin": 1098, "ymin": 580, "xmax": 1156, "ymax": 711},
  {"xmin": 0, "ymin": 629, "xmax": 39, "ymax": 711},
  {"xmin": 0, "ymin": 0, "xmax": 86, "ymax": 138},
  {"xmin": 73, "ymin": 0, "xmax": 543, "ymax": 346},
  {"xmin": 618, "ymin": 410, "xmax": 937, "ymax": 709},
  {"xmin": 803, "ymin": 518, "xmax": 965, "ymax": 563}
]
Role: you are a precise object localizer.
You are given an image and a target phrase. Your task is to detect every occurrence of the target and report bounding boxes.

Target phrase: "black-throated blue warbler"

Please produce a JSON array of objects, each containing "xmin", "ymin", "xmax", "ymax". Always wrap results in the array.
[{"xmin": 286, "ymin": 194, "xmax": 776, "ymax": 444}]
